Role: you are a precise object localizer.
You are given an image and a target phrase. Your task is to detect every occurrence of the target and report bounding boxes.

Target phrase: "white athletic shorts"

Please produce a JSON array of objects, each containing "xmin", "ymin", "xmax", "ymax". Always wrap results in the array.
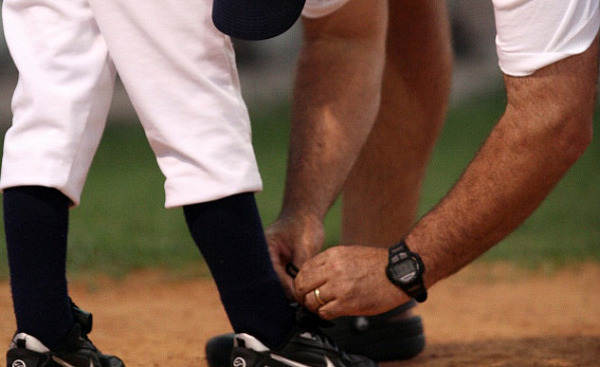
[
  {"xmin": 493, "ymin": 0, "xmax": 600, "ymax": 76},
  {"xmin": 0, "ymin": 0, "xmax": 262, "ymax": 208},
  {"xmin": 303, "ymin": 0, "xmax": 599, "ymax": 76}
]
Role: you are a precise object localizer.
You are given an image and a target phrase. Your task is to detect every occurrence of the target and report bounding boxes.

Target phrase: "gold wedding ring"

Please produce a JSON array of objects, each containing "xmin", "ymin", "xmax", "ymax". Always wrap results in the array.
[{"xmin": 314, "ymin": 288, "xmax": 326, "ymax": 306}]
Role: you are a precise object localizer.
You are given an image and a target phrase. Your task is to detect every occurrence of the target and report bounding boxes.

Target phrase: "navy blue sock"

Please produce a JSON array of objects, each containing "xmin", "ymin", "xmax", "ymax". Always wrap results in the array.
[
  {"xmin": 184, "ymin": 192, "xmax": 296, "ymax": 349},
  {"xmin": 3, "ymin": 186, "xmax": 74, "ymax": 348}
]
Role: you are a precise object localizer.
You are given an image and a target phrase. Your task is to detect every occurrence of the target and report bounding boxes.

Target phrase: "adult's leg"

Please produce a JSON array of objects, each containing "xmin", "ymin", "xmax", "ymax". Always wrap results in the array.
[
  {"xmin": 342, "ymin": 0, "xmax": 453, "ymax": 246},
  {"xmin": 332, "ymin": 1, "xmax": 452, "ymax": 359}
]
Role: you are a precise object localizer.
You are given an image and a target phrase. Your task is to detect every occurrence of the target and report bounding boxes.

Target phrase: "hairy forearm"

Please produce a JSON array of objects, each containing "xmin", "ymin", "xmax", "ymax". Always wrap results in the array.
[
  {"xmin": 407, "ymin": 42, "xmax": 599, "ymax": 287},
  {"xmin": 280, "ymin": 7, "xmax": 387, "ymax": 223},
  {"xmin": 409, "ymin": 110, "xmax": 590, "ymax": 286}
]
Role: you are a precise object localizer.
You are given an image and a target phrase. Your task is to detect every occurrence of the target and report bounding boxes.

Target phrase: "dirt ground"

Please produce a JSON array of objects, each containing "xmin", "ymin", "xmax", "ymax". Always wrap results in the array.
[{"xmin": 1, "ymin": 263, "xmax": 599, "ymax": 367}]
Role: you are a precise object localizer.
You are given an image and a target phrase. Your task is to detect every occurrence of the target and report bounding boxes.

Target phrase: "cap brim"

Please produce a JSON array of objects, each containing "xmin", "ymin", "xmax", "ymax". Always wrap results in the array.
[{"xmin": 212, "ymin": 0, "xmax": 305, "ymax": 40}]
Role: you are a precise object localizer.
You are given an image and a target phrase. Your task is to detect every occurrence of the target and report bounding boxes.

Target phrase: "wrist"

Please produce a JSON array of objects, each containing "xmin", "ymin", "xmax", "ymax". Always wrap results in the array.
[
  {"xmin": 277, "ymin": 207, "xmax": 325, "ymax": 231},
  {"xmin": 269, "ymin": 210, "xmax": 325, "ymax": 255},
  {"xmin": 386, "ymin": 239, "xmax": 428, "ymax": 303},
  {"xmin": 404, "ymin": 232, "xmax": 453, "ymax": 291}
]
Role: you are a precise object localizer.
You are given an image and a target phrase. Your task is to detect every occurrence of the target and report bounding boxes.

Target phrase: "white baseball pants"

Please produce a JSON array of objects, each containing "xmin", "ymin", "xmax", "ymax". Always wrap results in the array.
[{"xmin": 1, "ymin": 0, "xmax": 262, "ymax": 208}]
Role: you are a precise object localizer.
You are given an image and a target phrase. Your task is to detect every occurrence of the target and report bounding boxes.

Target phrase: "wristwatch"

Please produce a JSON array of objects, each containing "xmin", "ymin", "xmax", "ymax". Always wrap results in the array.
[{"xmin": 386, "ymin": 240, "xmax": 428, "ymax": 303}]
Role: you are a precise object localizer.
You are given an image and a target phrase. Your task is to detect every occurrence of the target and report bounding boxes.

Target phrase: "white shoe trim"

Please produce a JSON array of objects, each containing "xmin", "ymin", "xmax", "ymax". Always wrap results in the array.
[
  {"xmin": 234, "ymin": 333, "xmax": 270, "ymax": 352},
  {"xmin": 234, "ymin": 333, "xmax": 337, "ymax": 367},
  {"xmin": 10, "ymin": 333, "xmax": 50, "ymax": 353}
]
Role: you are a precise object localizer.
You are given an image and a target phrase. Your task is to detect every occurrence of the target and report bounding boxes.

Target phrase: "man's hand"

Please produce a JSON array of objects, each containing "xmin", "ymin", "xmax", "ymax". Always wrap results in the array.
[
  {"xmin": 293, "ymin": 245, "xmax": 411, "ymax": 319},
  {"xmin": 265, "ymin": 214, "xmax": 325, "ymax": 300}
]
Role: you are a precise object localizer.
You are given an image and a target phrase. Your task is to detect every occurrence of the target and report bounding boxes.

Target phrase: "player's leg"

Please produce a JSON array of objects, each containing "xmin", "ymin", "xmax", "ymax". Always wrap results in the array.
[
  {"xmin": 1, "ymin": 0, "xmax": 121, "ymax": 365},
  {"xmin": 335, "ymin": 0, "xmax": 453, "ymax": 360},
  {"xmin": 87, "ymin": 3, "xmax": 288, "ymax": 342},
  {"xmin": 89, "ymin": 1, "xmax": 376, "ymax": 366},
  {"xmin": 184, "ymin": 193, "xmax": 375, "ymax": 367}
]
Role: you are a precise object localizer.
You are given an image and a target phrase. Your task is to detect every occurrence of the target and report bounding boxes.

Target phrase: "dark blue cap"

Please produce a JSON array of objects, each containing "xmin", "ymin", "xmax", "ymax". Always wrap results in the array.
[{"xmin": 212, "ymin": 0, "xmax": 306, "ymax": 40}]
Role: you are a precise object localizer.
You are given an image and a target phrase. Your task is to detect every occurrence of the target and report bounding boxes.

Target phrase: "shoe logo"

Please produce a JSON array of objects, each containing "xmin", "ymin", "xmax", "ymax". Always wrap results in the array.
[
  {"xmin": 12, "ymin": 360, "xmax": 26, "ymax": 367},
  {"xmin": 233, "ymin": 357, "xmax": 246, "ymax": 367},
  {"xmin": 52, "ymin": 356, "xmax": 94, "ymax": 367}
]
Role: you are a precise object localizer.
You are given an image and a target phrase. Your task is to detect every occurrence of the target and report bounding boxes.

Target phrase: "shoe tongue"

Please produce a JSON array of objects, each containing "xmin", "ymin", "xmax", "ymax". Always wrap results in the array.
[
  {"xmin": 71, "ymin": 303, "xmax": 94, "ymax": 335},
  {"xmin": 54, "ymin": 323, "xmax": 99, "ymax": 354}
]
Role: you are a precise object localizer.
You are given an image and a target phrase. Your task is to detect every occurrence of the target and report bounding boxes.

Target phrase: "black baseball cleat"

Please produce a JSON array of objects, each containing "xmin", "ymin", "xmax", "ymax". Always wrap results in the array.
[
  {"xmin": 205, "ymin": 301, "xmax": 423, "ymax": 366},
  {"xmin": 205, "ymin": 332, "xmax": 235, "ymax": 367},
  {"xmin": 320, "ymin": 300, "xmax": 424, "ymax": 361},
  {"xmin": 6, "ymin": 301, "xmax": 125, "ymax": 367},
  {"xmin": 231, "ymin": 315, "xmax": 378, "ymax": 367}
]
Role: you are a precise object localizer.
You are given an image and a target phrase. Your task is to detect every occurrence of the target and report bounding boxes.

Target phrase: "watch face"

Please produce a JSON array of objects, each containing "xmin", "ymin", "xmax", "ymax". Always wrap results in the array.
[
  {"xmin": 387, "ymin": 242, "xmax": 428, "ymax": 303},
  {"xmin": 390, "ymin": 259, "xmax": 418, "ymax": 284}
]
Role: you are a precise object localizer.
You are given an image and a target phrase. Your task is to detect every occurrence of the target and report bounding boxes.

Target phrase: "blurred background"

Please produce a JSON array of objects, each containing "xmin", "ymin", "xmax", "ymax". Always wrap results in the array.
[{"xmin": 0, "ymin": 1, "xmax": 597, "ymax": 279}]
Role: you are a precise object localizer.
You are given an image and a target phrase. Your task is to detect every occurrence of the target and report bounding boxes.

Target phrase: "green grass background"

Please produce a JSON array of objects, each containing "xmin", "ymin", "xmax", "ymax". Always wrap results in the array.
[{"xmin": 0, "ymin": 90, "xmax": 598, "ymax": 279}]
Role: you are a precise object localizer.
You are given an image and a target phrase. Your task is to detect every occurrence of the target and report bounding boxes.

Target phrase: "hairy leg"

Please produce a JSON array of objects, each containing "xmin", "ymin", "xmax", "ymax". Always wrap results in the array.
[{"xmin": 341, "ymin": 0, "xmax": 453, "ymax": 246}]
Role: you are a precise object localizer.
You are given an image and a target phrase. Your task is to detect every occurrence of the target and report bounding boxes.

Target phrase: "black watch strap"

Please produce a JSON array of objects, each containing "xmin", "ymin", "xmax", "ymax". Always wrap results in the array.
[{"xmin": 387, "ymin": 240, "xmax": 428, "ymax": 303}]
